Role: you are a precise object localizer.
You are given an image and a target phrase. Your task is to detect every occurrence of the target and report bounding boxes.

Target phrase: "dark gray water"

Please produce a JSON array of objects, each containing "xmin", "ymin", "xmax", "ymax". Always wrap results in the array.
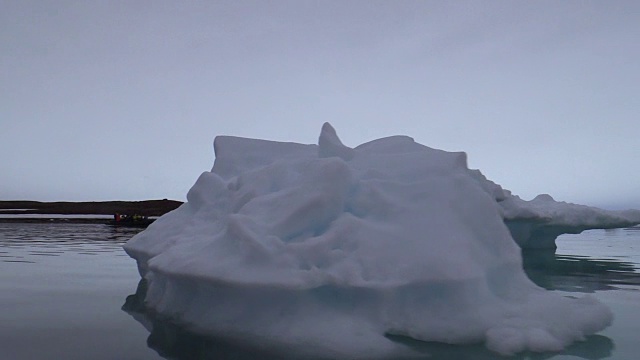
[
  {"xmin": 0, "ymin": 223, "xmax": 159, "ymax": 360},
  {"xmin": 0, "ymin": 223, "xmax": 639, "ymax": 359}
]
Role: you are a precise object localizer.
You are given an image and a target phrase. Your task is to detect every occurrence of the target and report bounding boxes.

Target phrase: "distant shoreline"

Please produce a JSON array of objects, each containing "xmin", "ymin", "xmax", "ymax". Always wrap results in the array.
[
  {"xmin": 0, "ymin": 200, "xmax": 183, "ymax": 218},
  {"xmin": 0, "ymin": 217, "xmax": 115, "ymax": 224}
]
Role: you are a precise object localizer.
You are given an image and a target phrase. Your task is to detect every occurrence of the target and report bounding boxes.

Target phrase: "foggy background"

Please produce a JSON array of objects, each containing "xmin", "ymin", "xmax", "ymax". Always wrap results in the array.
[{"xmin": 2, "ymin": 1, "xmax": 638, "ymax": 209}]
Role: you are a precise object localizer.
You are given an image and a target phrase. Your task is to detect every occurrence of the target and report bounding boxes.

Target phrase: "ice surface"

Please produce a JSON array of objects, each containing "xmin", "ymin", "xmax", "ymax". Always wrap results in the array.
[
  {"xmin": 124, "ymin": 123, "xmax": 619, "ymax": 358},
  {"xmin": 501, "ymin": 194, "xmax": 640, "ymax": 249},
  {"xmin": 466, "ymin": 172, "xmax": 640, "ymax": 249}
]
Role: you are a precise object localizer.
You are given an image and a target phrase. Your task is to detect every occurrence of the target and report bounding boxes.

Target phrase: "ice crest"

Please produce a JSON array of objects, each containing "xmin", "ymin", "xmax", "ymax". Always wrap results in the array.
[{"xmin": 318, "ymin": 122, "xmax": 355, "ymax": 160}]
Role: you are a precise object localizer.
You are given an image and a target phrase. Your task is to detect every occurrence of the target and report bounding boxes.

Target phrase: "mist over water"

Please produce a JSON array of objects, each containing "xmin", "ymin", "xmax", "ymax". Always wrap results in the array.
[{"xmin": 0, "ymin": 223, "xmax": 639, "ymax": 359}]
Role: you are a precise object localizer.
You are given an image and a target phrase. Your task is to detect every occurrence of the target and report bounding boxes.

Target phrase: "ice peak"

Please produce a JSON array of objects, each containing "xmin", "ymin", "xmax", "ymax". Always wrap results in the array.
[
  {"xmin": 534, "ymin": 194, "xmax": 555, "ymax": 201},
  {"xmin": 318, "ymin": 122, "xmax": 355, "ymax": 161}
]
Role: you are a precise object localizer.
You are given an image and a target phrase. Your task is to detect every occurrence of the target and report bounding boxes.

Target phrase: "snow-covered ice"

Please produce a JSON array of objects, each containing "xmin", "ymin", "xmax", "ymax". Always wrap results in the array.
[
  {"xmin": 501, "ymin": 194, "xmax": 640, "ymax": 249},
  {"xmin": 124, "ymin": 123, "xmax": 630, "ymax": 358},
  {"xmin": 466, "ymin": 170, "xmax": 640, "ymax": 249}
]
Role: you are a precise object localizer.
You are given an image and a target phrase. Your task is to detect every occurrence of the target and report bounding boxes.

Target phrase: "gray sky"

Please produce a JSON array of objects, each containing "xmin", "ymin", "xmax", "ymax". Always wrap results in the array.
[{"xmin": 2, "ymin": 1, "xmax": 639, "ymax": 209}]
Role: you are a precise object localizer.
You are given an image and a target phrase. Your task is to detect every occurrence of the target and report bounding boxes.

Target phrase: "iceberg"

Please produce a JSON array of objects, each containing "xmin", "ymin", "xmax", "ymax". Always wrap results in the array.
[
  {"xmin": 124, "ymin": 123, "xmax": 622, "ymax": 358},
  {"xmin": 501, "ymin": 194, "xmax": 640, "ymax": 250},
  {"xmin": 467, "ymin": 170, "xmax": 640, "ymax": 250}
]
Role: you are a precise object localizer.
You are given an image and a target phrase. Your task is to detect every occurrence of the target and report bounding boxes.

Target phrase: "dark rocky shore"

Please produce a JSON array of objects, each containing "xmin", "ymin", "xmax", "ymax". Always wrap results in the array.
[{"xmin": 0, "ymin": 199, "xmax": 183, "ymax": 223}]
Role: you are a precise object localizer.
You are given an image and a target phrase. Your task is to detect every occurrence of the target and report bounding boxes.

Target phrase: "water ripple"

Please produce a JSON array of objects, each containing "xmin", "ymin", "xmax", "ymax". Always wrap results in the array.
[{"xmin": 0, "ymin": 223, "xmax": 144, "ymax": 263}]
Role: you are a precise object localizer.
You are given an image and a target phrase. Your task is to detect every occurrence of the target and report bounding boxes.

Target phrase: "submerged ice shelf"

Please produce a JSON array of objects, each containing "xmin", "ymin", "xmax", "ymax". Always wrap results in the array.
[{"xmin": 124, "ymin": 123, "xmax": 637, "ymax": 358}]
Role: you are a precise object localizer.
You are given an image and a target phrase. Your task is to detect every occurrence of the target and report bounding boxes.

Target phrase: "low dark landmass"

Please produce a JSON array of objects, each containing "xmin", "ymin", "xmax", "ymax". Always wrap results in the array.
[{"xmin": 0, "ymin": 199, "xmax": 183, "ymax": 218}]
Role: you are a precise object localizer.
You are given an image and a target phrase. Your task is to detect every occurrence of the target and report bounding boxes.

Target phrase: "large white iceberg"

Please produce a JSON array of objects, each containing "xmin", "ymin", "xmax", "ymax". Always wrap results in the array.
[{"xmin": 124, "ymin": 123, "xmax": 624, "ymax": 358}]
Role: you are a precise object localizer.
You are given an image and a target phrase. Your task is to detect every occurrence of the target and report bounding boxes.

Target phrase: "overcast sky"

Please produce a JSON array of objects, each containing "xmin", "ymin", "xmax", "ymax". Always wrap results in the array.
[{"xmin": 2, "ymin": 1, "xmax": 638, "ymax": 209}]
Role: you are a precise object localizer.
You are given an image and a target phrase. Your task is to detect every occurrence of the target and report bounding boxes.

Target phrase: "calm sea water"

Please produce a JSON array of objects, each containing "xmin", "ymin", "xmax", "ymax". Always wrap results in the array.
[{"xmin": 0, "ymin": 222, "xmax": 638, "ymax": 360}]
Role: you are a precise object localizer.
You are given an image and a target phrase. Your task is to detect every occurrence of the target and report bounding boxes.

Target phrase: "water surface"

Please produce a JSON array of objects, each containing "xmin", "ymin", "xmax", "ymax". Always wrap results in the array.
[
  {"xmin": 1, "ymin": 223, "xmax": 638, "ymax": 359},
  {"xmin": 0, "ymin": 223, "xmax": 159, "ymax": 360}
]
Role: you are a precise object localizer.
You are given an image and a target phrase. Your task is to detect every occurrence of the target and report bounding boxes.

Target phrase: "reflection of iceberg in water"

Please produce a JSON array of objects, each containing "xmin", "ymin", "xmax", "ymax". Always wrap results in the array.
[
  {"xmin": 122, "ymin": 279, "xmax": 305, "ymax": 360},
  {"xmin": 386, "ymin": 334, "xmax": 614, "ymax": 360},
  {"xmin": 122, "ymin": 280, "xmax": 614, "ymax": 360},
  {"xmin": 522, "ymin": 251, "xmax": 640, "ymax": 293}
]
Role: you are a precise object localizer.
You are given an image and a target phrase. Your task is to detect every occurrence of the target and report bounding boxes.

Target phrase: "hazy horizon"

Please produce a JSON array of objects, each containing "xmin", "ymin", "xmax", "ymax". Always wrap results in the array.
[{"xmin": 2, "ymin": 1, "xmax": 639, "ymax": 210}]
